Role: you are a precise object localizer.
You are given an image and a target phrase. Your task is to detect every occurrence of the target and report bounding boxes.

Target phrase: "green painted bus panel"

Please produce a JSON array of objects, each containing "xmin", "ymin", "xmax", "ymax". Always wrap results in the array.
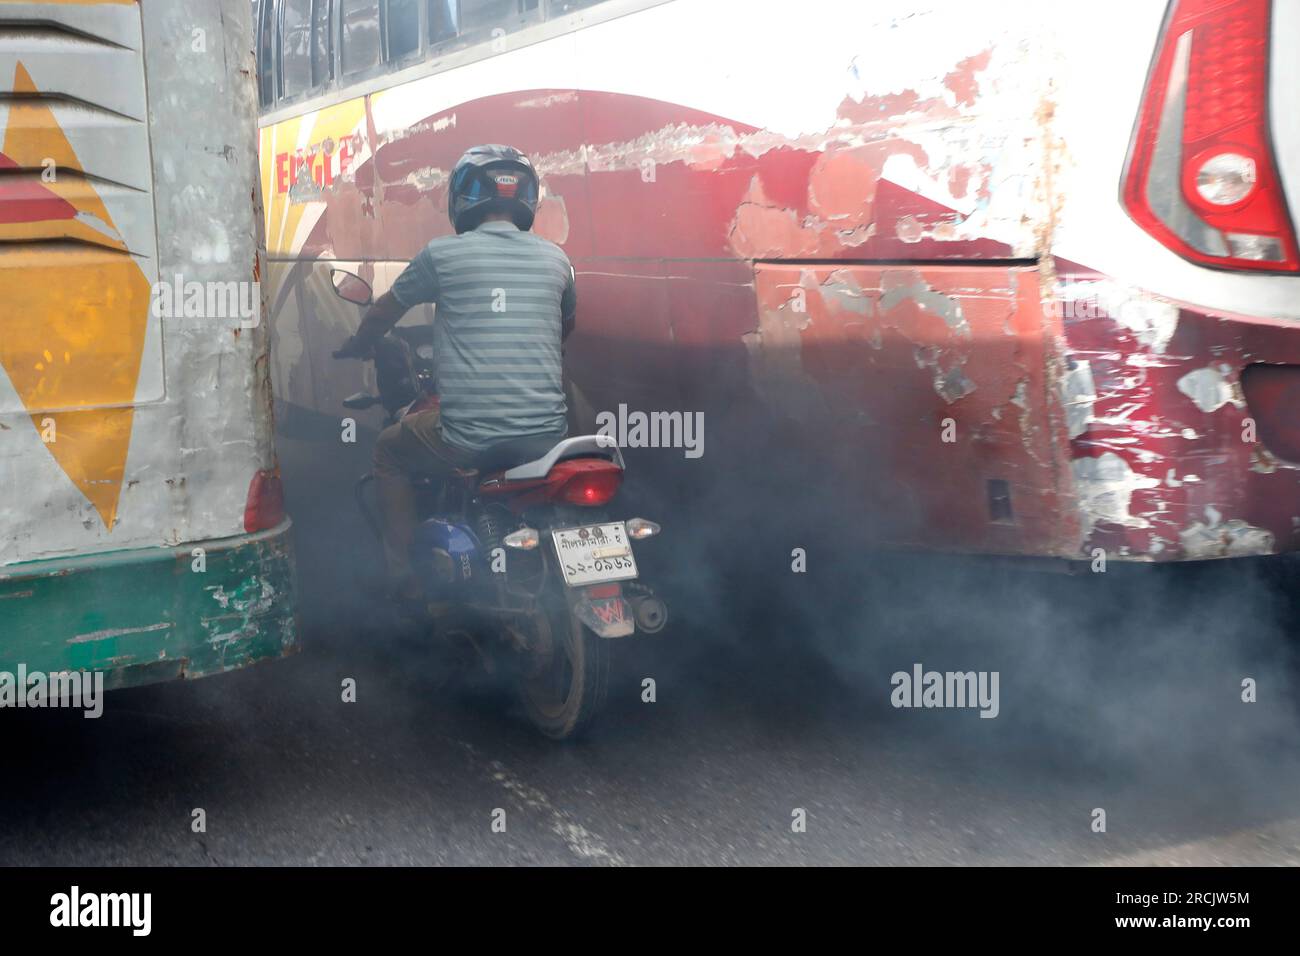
[{"xmin": 0, "ymin": 520, "xmax": 299, "ymax": 688}]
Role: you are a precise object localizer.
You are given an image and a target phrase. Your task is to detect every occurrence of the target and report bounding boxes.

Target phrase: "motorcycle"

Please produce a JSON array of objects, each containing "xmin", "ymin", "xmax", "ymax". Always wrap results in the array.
[{"xmin": 329, "ymin": 269, "xmax": 668, "ymax": 739}]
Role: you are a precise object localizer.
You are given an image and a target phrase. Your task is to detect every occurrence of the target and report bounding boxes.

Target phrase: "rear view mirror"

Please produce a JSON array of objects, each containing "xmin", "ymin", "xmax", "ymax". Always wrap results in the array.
[{"xmin": 330, "ymin": 268, "xmax": 374, "ymax": 306}]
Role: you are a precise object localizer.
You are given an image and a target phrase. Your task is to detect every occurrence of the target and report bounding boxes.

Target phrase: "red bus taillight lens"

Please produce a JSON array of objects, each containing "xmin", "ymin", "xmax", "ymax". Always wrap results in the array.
[
  {"xmin": 1122, "ymin": 0, "xmax": 1298, "ymax": 271},
  {"xmin": 244, "ymin": 469, "xmax": 285, "ymax": 532}
]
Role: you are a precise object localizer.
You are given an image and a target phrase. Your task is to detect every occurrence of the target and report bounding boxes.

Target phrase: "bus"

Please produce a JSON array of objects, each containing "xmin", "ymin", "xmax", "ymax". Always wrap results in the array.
[
  {"xmin": 0, "ymin": 0, "xmax": 297, "ymax": 692},
  {"xmin": 256, "ymin": 0, "xmax": 1300, "ymax": 566}
]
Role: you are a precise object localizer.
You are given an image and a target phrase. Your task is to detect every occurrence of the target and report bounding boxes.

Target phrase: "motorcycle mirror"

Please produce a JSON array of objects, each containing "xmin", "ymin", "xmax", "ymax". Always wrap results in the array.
[
  {"xmin": 343, "ymin": 392, "xmax": 381, "ymax": 410},
  {"xmin": 330, "ymin": 268, "xmax": 374, "ymax": 306}
]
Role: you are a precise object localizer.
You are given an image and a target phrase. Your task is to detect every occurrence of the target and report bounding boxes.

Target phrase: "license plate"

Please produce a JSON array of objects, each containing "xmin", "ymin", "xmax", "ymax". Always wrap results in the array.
[{"xmin": 552, "ymin": 522, "xmax": 638, "ymax": 586}]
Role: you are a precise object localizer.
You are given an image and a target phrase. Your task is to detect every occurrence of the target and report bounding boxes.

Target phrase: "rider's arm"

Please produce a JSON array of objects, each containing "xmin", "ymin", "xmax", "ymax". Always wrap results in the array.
[
  {"xmin": 560, "ymin": 264, "xmax": 577, "ymax": 342},
  {"xmin": 345, "ymin": 249, "xmax": 439, "ymax": 354},
  {"xmin": 352, "ymin": 291, "xmax": 407, "ymax": 350}
]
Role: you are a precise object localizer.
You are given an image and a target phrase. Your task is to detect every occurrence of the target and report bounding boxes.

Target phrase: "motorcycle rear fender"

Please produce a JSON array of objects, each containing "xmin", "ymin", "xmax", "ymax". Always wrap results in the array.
[{"xmin": 567, "ymin": 583, "xmax": 635, "ymax": 639}]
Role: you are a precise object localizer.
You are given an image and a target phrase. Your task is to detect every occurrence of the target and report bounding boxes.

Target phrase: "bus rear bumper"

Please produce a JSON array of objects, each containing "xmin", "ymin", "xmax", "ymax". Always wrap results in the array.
[
  {"xmin": 0, "ymin": 520, "xmax": 299, "ymax": 690},
  {"xmin": 1058, "ymin": 270, "xmax": 1300, "ymax": 563}
]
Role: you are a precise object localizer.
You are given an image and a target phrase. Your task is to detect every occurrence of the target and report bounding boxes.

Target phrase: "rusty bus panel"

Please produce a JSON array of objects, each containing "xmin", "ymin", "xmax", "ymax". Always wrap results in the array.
[{"xmin": 750, "ymin": 263, "xmax": 1076, "ymax": 557}]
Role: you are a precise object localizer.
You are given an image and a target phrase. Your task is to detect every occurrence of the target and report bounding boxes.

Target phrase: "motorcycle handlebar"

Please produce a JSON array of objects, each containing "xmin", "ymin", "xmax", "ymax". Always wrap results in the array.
[{"xmin": 332, "ymin": 341, "xmax": 374, "ymax": 360}]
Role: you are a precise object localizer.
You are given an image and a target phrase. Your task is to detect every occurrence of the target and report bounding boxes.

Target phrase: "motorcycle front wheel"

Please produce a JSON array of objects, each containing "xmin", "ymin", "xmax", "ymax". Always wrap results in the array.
[{"xmin": 516, "ymin": 598, "xmax": 609, "ymax": 740}]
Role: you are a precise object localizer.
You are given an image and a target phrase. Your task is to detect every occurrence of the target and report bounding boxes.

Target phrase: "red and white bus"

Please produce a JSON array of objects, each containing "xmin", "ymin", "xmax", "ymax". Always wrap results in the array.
[{"xmin": 256, "ymin": 0, "xmax": 1300, "ymax": 565}]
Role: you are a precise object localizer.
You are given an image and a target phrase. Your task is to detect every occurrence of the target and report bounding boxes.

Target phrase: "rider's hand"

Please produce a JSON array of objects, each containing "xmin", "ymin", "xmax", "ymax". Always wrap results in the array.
[{"xmin": 332, "ymin": 335, "xmax": 371, "ymax": 360}]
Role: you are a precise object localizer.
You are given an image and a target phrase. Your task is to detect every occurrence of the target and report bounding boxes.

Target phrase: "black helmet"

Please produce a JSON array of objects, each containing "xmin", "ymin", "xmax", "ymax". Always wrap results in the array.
[{"xmin": 447, "ymin": 144, "xmax": 540, "ymax": 234}]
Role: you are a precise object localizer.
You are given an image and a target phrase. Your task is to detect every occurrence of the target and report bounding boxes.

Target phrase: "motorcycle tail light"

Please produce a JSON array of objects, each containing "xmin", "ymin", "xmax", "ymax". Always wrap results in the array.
[
  {"xmin": 1122, "ymin": 0, "xmax": 1298, "ymax": 271},
  {"xmin": 558, "ymin": 466, "xmax": 623, "ymax": 506},
  {"xmin": 244, "ymin": 468, "xmax": 285, "ymax": 533},
  {"xmin": 484, "ymin": 458, "xmax": 624, "ymax": 511}
]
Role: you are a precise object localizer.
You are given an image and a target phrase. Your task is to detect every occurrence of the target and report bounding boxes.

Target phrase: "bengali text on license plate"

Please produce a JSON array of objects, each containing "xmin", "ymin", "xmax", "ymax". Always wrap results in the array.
[{"xmin": 552, "ymin": 522, "xmax": 638, "ymax": 586}]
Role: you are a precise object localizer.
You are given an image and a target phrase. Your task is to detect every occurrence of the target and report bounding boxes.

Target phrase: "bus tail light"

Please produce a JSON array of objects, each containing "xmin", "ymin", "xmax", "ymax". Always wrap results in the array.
[
  {"xmin": 1122, "ymin": 0, "xmax": 1298, "ymax": 271},
  {"xmin": 244, "ymin": 469, "xmax": 285, "ymax": 533}
]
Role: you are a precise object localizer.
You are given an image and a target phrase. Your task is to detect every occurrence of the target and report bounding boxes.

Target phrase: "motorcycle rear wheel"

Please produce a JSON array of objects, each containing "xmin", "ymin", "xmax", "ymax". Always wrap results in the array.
[{"xmin": 517, "ymin": 600, "xmax": 609, "ymax": 740}]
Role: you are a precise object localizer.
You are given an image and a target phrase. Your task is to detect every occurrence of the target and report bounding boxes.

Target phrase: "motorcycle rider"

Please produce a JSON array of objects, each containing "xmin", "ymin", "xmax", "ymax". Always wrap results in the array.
[{"xmin": 335, "ymin": 145, "xmax": 576, "ymax": 602}]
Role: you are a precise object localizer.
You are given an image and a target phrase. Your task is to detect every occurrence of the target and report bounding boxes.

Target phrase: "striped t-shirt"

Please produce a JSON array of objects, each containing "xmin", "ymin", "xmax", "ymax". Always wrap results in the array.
[{"xmin": 390, "ymin": 220, "xmax": 575, "ymax": 452}]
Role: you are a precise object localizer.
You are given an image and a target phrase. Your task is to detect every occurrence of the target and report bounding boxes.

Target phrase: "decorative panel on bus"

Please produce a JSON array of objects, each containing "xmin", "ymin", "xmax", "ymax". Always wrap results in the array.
[{"xmin": 0, "ymin": 0, "xmax": 163, "ymax": 417}]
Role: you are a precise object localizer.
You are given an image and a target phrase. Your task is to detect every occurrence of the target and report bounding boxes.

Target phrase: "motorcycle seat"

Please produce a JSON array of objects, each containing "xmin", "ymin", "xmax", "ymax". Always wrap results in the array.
[
  {"xmin": 405, "ymin": 435, "xmax": 567, "ymax": 488},
  {"xmin": 487, "ymin": 435, "xmax": 626, "ymax": 483},
  {"xmin": 471, "ymin": 434, "xmax": 570, "ymax": 475}
]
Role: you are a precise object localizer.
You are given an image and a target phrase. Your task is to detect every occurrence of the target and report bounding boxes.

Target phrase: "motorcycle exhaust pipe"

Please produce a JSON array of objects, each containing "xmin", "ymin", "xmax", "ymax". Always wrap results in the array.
[{"xmin": 629, "ymin": 593, "xmax": 668, "ymax": 634}]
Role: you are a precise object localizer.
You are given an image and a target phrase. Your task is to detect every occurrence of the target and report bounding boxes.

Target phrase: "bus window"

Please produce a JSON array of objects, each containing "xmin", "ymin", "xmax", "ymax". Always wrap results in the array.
[
  {"xmin": 341, "ymin": 0, "xmax": 383, "ymax": 74},
  {"xmin": 281, "ymin": 0, "xmax": 314, "ymax": 96},
  {"xmin": 386, "ymin": 0, "xmax": 421, "ymax": 61},
  {"xmin": 548, "ymin": 0, "xmax": 610, "ymax": 13},
  {"xmin": 257, "ymin": 0, "xmax": 276, "ymax": 106},
  {"xmin": 460, "ymin": 0, "xmax": 537, "ymax": 38},
  {"xmin": 312, "ymin": 0, "xmax": 334, "ymax": 87},
  {"xmin": 429, "ymin": 0, "xmax": 458, "ymax": 45}
]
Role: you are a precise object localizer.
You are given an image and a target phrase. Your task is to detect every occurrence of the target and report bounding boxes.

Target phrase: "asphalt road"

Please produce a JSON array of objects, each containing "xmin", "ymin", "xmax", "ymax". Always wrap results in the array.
[{"xmin": 5, "ymin": 453, "xmax": 1300, "ymax": 866}]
